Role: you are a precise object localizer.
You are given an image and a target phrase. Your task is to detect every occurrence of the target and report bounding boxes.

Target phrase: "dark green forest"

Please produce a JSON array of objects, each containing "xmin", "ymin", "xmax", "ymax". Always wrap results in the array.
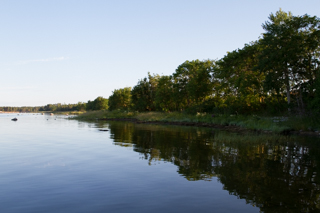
[{"xmin": 2, "ymin": 10, "xmax": 320, "ymax": 117}]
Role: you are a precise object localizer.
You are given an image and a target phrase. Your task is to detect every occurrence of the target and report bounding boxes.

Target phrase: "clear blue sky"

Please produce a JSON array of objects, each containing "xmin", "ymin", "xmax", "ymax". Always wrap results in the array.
[{"xmin": 1, "ymin": 0, "xmax": 319, "ymax": 106}]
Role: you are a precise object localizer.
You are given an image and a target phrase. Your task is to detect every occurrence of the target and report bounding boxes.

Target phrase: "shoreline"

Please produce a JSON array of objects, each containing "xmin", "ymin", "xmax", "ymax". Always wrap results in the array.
[{"xmin": 97, "ymin": 117, "xmax": 320, "ymax": 137}]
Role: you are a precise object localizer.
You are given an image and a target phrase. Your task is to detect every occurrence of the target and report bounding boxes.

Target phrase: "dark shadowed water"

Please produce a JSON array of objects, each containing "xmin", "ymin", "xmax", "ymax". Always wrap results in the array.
[{"xmin": 1, "ymin": 113, "xmax": 320, "ymax": 212}]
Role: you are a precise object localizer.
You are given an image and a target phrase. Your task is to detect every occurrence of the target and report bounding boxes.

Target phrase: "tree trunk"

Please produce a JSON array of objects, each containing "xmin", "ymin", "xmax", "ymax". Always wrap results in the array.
[
  {"xmin": 286, "ymin": 72, "xmax": 291, "ymax": 112},
  {"xmin": 286, "ymin": 85, "xmax": 291, "ymax": 105},
  {"xmin": 299, "ymin": 88, "xmax": 305, "ymax": 115}
]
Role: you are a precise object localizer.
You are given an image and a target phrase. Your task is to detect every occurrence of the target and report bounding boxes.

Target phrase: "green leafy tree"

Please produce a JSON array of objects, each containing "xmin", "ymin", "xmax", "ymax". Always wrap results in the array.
[
  {"xmin": 173, "ymin": 60, "xmax": 215, "ymax": 110},
  {"xmin": 86, "ymin": 100, "xmax": 94, "ymax": 110},
  {"xmin": 310, "ymin": 71, "xmax": 320, "ymax": 114},
  {"xmin": 92, "ymin": 96, "xmax": 108, "ymax": 110},
  {"xmin": 108, "ymin": 87, "xmax": 132, "ymax": 111},
  {"xmin": 214, "ymin": 42, "xmax": 265, "ymax": 113},
  {"xmin": 77, "ymin": 102, "xmax": 87, "ymax": 111},
  {"xmin": 131, "ymin": 73, "xmax": 160, "ymax": 111},
  {"xmin": 155, "ymin": 75, "xmax": 175, "ymax": 111},
  {"xmin": 259, "ymin": 9, "xmax": 320, "ymax": 112}
]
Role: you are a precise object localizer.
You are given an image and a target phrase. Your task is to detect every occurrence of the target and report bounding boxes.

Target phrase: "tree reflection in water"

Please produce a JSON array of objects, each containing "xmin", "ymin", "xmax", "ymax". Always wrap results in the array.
[{"xmin": 99, "ymin": 121, "xmax": 320, "ymax": 212}]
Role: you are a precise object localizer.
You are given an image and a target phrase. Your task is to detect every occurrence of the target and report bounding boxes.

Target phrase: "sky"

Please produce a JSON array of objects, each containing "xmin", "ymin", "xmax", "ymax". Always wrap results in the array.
[{"xmin": 1, "ymin": 0, "xmax": 319, "ymax": 107}]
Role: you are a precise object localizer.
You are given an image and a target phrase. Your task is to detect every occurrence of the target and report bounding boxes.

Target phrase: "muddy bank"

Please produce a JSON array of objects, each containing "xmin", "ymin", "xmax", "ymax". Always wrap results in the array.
[{"xmin": 97, "ymin": 117, "xmax": 320, "ymax": 136}]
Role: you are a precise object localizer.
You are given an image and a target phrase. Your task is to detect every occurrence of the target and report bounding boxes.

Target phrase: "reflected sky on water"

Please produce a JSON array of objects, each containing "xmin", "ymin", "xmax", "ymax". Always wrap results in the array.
[{"xmin": 1, "ymin": 113, "xmax": 319, "ymax": 212}]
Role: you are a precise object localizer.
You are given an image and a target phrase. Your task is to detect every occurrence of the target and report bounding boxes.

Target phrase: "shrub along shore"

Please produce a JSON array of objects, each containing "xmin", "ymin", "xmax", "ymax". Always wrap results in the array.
[{"xmin": 73, "ymin": 110, "xmax": 320, "ymax": 136}]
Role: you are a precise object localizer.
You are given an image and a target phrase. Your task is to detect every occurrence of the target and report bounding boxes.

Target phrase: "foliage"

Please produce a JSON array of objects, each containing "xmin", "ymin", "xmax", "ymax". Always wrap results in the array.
[
  {"xmin": 172, "ymin": 59, "xmax": 215, "ymax": 110},
  {"xmin": 0, "ymin": 106, "xmax": 41, "ymax": 112},
  {"xmin": 258, "ymin": 9, "xmax": 320, "ymax": 113},
  {"xmin": 214, "ymin": 42, "xmax": 265, "ymax": 114},
  {"xmin": 86, "ymin": 96, "xmax": 108, "ymax": 111},
  {"xmin": 76, "ymin": 102, "xmax": 87, "ymax": 111},
  {"xmin": 131, "ymin": 73, "xmax": 159, "ymax": 111},
  {"xmin": 154, "ymin": 75, "xmax": 175, "ymax": 112},
  {"xmin": 76, "ymin": 110, "xmax": 318, "ymax": 133},
  {"xmin": 309, "ymin": 71, "xmax": 320, "ymax": 114},
  {"xmin": 108, "ymin": 87, "xmax": 132, "ymax": 111},
  {"xmin": 41, "ymin": 103, "xmax": 78, "ymax": 112},
  {"xmin": 74, "ymin": 109, "xmax": 137, "ymax": 120}
]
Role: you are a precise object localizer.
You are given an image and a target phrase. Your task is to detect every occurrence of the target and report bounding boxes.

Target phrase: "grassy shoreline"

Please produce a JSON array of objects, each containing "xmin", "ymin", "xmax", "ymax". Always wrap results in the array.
[{"xmin": 73, "ymin": 110, "xmax": 320, "ymax": 135}]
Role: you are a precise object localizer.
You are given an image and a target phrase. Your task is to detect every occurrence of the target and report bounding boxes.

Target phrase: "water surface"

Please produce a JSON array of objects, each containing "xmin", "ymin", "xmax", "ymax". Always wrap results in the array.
[{"xmin": 1, "ymin": 113, "xmax": 319, "ymax": 212}]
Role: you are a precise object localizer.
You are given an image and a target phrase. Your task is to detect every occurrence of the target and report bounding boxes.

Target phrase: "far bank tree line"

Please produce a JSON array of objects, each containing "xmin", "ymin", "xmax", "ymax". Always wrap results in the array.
[
  {"xmin": 2, "ymin": 10, "xmax": 319, "ymax": 115},
  {"xmin": 0, "ymin": 97, "xmax": 108, "ymax": 113}
]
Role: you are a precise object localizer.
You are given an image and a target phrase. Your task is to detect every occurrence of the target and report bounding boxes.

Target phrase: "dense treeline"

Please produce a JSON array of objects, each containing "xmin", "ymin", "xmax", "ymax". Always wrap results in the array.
[
  {"xmin": 108, "ymin": 9, "xmax": 320, "ymax": 115},
  {"xmin": 0, "ymin": 96, "xmax": 108, "ymax": 113},
  {"xmin": 0, "ymin": 106, "xmax": 41, "ymax": 112},
  {"xmin": 39, "ymin": 96, "xmax": 109, "ymax": 112},
  {"xmin": 2, "ymin": 10, "xmax": 319, "ymax": 116}
]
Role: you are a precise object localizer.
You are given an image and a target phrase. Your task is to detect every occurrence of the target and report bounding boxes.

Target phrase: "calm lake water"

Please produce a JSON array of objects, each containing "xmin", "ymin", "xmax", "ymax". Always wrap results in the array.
[{"xmin": 1, "ymin": 113, "xmax": 320, "ymax": 212}]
